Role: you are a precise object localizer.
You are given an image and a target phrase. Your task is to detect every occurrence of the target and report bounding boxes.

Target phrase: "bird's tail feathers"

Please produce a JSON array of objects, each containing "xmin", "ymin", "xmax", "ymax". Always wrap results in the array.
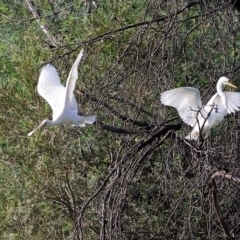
[{"xmin": 78, "ymin": 115, "xmax": 96, "ymax": 127}]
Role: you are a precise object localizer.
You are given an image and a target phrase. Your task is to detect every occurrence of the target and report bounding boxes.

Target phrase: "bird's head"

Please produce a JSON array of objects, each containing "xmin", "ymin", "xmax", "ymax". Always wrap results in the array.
[{"xmin": 219, "ymin": 76, "xmax": 237, "ymax": 88}]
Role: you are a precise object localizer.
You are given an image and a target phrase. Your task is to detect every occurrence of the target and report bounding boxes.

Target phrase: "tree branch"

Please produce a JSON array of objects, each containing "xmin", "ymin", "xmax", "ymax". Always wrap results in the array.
[
  {"xmin": 46, "ymin": 0, "xmax": 204, "ymax": 61},
  {"xmin": 209, "ymin": 170, "xmax": 239, "ymax": 240},
  {"xmin": 95, "ymin": 120, "xmax": 145, "ymax": 134},
  {"xmin": 25, "ymin": 0, "xmax": 58, "ymax": 47},
  {"xmin": 230, "ymin": 0, "xmax": 240, "ymax": 12},
  {"xmin": 77, "ymin": 90, "xmax": 151, "ymax": 128}
]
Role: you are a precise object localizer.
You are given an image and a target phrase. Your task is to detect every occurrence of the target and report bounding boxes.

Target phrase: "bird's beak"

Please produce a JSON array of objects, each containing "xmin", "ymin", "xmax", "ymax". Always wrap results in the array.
[
  {"xmin": 226, "ymin": 81, "xmax": 237, "ymax": 88},
  {"xmin": 27, "ymin": 121, "xmax": 45, "ymax": 136}
]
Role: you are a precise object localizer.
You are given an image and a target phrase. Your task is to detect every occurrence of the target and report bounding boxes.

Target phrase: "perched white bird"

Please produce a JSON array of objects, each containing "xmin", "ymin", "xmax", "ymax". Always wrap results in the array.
[
  {"xmin": 160, "ymin": 76, "xmax": 240, "ymax": 140},
  {"xmin": 28, "ymin": 49, "xmax": 96, "ymax": 136}
]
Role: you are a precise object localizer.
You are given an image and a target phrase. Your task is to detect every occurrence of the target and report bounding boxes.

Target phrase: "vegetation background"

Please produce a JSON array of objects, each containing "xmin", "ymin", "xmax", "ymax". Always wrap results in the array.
[{"xmin": 1, "ymin": 0, "xmax": 240, "ymax": 239}]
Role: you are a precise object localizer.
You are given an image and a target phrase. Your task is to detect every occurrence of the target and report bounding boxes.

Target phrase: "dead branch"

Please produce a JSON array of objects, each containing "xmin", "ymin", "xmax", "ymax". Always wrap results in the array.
[{"xmin": 25, "ymin": 0, "xmax": 58, "ymax": 47}]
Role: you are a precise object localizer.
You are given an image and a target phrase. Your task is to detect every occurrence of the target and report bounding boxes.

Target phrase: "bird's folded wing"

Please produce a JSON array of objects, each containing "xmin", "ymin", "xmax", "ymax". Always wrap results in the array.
[{"xmin": 161, "ymin": 87, "xmax": 203, "ymax": 127}]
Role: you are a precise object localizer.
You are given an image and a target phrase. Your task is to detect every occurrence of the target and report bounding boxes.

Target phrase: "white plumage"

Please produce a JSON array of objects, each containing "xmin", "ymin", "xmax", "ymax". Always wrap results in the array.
[
  {"xmin": 28, "ymin": 49, "xmax": 96, "ymax": 136},
  {"xmin": 160, "ymin": 77, "xmax": 240, "ymax": 140}
]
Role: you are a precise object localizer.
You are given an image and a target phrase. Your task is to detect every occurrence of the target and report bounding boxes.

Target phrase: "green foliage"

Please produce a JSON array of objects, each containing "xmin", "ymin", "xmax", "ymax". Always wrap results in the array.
[{"xmin": 1, "ymin": 0, "xmax": 240, "ymax": 239}]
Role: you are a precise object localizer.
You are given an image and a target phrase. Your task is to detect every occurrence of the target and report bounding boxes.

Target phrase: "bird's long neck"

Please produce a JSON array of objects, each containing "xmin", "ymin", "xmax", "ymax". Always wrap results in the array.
[
  {"xmin": 28, "ymin": 118, "xmax": 61, "ymax": 136},
  {"xmin": 217, "ymin": 82, "xmax": 227, "ymax": 107}
]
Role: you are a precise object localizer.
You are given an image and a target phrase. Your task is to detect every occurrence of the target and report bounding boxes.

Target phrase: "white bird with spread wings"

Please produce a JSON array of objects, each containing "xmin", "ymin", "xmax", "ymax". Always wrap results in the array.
[
  {"xmin": 161, "ymin": 77, "xmax": 240, "ymax": 140},
  {"xmin": 28, "ymin": 49, "xmax": 96, "ymax": 136}
]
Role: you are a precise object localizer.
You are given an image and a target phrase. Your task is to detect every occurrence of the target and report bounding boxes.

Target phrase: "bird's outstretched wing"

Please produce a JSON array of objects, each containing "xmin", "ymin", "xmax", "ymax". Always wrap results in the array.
[
  {"xmin": 38, "ymin": 64, "xmax": 65, "ymax": 110},
  {"xmin": 65, "ymin": 49, "xmax": 84, "ymax": 109},
  {"xmin": 37, "ymin": 64, "xmax": 78, "ymax": 118},
  {"xmin": 211, "ymin": 92, "xmax": 240, "ymax": 114},
  {"xmin": 161, "ymin": 87, "xmax": 203, "ymax": 127}
]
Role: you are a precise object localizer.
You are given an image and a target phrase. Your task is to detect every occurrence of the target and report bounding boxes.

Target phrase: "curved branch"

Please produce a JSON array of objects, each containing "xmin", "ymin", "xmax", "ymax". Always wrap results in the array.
[
  {"xmin": 47, "ymin": 1, "xmax": 204, "ymax": 61},
  {"xmin": 130, "ymin": 124, "xmax": 182, "ymax": 154},
  {"xmin": 108, "ymin": 95, "xmax": 153, "ymax": 117},
  {"xmin": 80, "ymin": 1, "xmax": 203, "ymax": 45},
  {"xmin": 77, "ymin": 90, "xmax": 151, "ymax": 127},
  {"xmin": 95, "ymin": 120, "xmax": 145, "ymax": 134},
  {"xmin": 230, "ymin": 0, "xmax": 240, "ymax": 12},
  {"xmin": 209, "ymin": 170, "xmax": 237, "ymax": 240}
]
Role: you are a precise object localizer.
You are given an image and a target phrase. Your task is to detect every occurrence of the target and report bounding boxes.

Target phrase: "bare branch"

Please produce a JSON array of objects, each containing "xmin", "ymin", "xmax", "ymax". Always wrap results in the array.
[
  {"xmin": 77, "ymin": 90, "xmax": 151, "ymax": 128},
  {"xmin": 209, "ymin": 178, "xmax": 234, "ymax": 240},
  {"xmin": 211, "ymin": 170, "xmax": 240, "ymax": 184},
  {"xmin": 25, "ymin": 0, "xmax": 58, "ymax": 47}
]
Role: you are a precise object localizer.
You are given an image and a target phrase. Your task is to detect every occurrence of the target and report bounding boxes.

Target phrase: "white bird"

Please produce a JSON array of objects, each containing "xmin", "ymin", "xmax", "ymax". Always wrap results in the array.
[
  {"xmin": 28, "ymin": 49, "xmax": 96, "ymax": 136},
  {"xmin": 160, "ymin": 76, "xmax": 240, "ymax": 140}
]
